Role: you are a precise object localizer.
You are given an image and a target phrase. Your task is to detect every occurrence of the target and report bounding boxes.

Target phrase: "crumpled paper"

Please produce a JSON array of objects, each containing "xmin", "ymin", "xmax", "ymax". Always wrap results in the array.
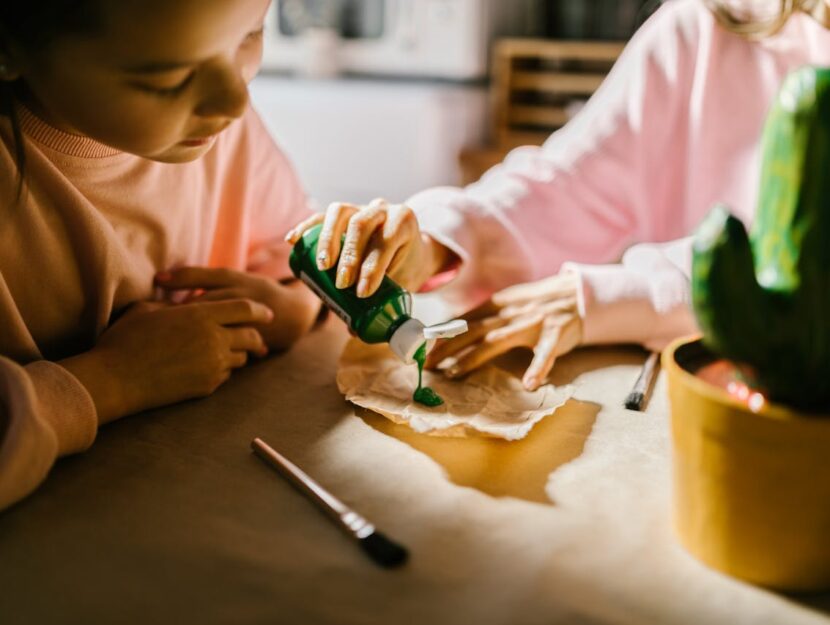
[{"xmin": 337, "ymin": 339, "xmax": 574, "ymax": 440}]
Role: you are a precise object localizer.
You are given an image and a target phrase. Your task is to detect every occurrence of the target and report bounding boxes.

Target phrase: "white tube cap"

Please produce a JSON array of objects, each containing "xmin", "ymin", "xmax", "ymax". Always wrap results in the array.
[
  {"xmin": 389, "ymin": 318, "xmax": 428, "ymax": 364},
  {"xmin": 424, "ymin": 320, "xmax": 468, "ymax": 340}
]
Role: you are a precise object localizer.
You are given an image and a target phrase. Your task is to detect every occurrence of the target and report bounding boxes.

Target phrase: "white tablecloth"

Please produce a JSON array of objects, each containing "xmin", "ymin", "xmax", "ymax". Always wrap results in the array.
[{"xmin": 1, "ymin": 319, "xmax": 828, "ymax": 625}]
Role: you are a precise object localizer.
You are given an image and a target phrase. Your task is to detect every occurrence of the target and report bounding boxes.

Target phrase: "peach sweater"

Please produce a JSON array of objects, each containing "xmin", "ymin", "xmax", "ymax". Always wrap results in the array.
[{"xmin": 0, "ymin": 105, "xmax": 309, "ymax": 510}]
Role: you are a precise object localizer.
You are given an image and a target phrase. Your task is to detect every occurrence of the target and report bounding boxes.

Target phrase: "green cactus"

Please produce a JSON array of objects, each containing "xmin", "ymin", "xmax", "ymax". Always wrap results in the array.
[{"xmin": 692, "ymin": 66, "xmax": 830, "ymax": 410}]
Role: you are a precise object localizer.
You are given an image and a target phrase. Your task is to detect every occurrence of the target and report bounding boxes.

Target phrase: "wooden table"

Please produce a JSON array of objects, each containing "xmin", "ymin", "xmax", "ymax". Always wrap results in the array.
[{"xmin": 1, "ymin": 318, "xmax": 828, "ymax": 625}]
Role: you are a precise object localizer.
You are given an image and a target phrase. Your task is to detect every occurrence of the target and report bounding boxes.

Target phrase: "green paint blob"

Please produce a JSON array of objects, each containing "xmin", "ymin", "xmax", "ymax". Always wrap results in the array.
[{"xmin": 412, "ymin": 343, "xmax": 444, "ymax": 407}]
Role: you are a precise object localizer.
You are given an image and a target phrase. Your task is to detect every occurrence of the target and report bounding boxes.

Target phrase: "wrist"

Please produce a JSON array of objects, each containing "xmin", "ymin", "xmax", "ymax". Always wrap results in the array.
[
  {"xmin": 414, "ymin": 233, "xmax": 460, "ymax": 292},
  {"xmin": 60, "ymin": 348, "xmax": 129, "ymax": 425},
  {"xmin": 263, "ymin": 280, "xmax": 322, "ymax": 350},
  {"xmin": 419, "ymin": 234, "xmax": 453, "ymax": 285}
]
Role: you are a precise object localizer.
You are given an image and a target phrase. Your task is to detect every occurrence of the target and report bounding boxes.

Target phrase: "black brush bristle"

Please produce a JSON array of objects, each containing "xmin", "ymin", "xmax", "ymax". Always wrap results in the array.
[
  {"xmin": 359, "ymin": 532, "xmax": 409, "ymax": 568},
  {"xmin": 624, "ymin": 391, "xmax": 645, "ymax": 411}
]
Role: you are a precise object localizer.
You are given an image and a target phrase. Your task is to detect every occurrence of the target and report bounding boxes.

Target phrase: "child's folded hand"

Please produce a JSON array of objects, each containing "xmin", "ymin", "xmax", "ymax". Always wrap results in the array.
[
  {"xmin": 285, "ymin": 198, "xmax": 449, "ymax": 298},
  {"xmin": 155, "ymin": 267, "xmax": 320, "ymax": 351},
  {"xmin": 63, "ymin": 298, "xmax": 273, "ymax": 423}
]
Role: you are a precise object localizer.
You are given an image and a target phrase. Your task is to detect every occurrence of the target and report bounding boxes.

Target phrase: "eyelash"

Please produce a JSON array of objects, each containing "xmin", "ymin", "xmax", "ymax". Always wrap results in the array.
[
  {"xmin": 145, "ymin": 73, "xmax": 195, "ymax": 98},
  {"xmin": 246, "ymin": 27, "xmax": 265, "ymax": 41},
  {"xmin": 139, "ymin": 28, "xmax": 263, "ymax": 98}
]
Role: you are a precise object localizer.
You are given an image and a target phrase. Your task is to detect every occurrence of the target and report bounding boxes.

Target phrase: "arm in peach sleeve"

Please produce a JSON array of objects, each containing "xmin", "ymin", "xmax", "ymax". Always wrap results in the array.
[
  {"xmin": 0, "ymin": 357, "xmax": 97, "ymax": 510},
  {"xmin": 242, "ymin": 108, "xmax": 313, "ymax": 280},
  {"xmin": 407, "ymin": 1, "xmax": 702, "ymax": 316}
]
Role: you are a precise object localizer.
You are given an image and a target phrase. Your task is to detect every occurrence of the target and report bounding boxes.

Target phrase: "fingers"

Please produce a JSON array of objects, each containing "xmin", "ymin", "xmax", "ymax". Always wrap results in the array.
[
  {"xmin": 316, "ymin": 202, "xmax": 359, "ymax": 271},
  {"xmin": 446, "ymin": 316, "xmax": 542, "ymax": 379},
  {"xmin": 354, "ymin": 203, "xmax": 419, "ymax": 297},
  {"xmin": 226, "ymin": 326, "xmax": 268, "ymax": 357},
  {"xmin": 491, "ymin": 273, "xmax": 579, "ymax": 308},
  {"xmin": 155, "ymin": 267, "xmax": 245, "ymax": 291},
  {"xmin": 197, "ymin": 298, "xmax": 275, "ymax": 326},
  {"xmin": 227, "ymin": 352, "xmax": 249, "ymax": 369},
  {"xmin": 522, "ymin": 324, "xmax": 561, "ymax": 391},
  {"xmin": 186, "ymin": 288, "xmax": 243, "ymax": 303},
  {"xmin": 458, "ymin": 298, "xmax": 502, "ymax": 322},
  {"xmin": 285, "ymin": 213, "xmax": 325, "ymax": 245},
  {"xmin": 336, "ymin": 200, "xmax": 387, "ymax": 289},
  {"xmin": 499, "ymin": 296, "xmax": 577, "ymax": 322},
  {"xmin": 523, "ymin": 315, "xmax": 582, "ymax": 391},
  {"xmin": 425, "ymin": 316, "xmax": 508, "ymax": 368}
]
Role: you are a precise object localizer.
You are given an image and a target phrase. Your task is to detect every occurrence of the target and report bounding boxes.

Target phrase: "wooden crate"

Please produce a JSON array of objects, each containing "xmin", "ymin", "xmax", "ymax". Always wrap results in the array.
[
  {"xmin": 460, "ymin": 38, "xmax": 625, "ymax": 184},
  {"xmin": 492, "ymin": 38, "xmax": 625, "ymax": 150}
]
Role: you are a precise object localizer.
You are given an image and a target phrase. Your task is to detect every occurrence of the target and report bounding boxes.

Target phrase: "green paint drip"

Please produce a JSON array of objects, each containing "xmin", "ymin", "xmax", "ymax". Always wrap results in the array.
[{"xmin": 412, "ymin": 343, "xmax": 444, "ymax": 407}]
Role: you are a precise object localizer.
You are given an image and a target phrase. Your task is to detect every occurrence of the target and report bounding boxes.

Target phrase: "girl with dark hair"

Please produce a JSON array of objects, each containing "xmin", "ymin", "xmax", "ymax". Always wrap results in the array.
[
  {"xmin": 289, "ymin": 0, "xmax": 830, "ymax": 391},
  {"xmin": 0, "ymin": 0, "xmax": 322, "ymax": 509}
]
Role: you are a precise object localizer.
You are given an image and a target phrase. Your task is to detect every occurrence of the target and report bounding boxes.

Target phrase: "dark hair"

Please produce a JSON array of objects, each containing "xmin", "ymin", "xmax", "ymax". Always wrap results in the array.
[{"xmin": 0, "ymin": 0, "xmax": 100, "ymax": 198}]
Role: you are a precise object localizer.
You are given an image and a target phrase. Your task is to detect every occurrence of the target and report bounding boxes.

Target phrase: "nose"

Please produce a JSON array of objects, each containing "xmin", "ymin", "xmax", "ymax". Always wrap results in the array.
[{"xmin": 194, "ymin": 59, "xmax": 249, "ymax": 120}]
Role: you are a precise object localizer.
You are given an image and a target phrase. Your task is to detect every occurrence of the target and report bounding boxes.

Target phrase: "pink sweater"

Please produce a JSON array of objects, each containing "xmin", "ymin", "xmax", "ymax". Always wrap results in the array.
[
  {"xmin": 0, "ymin": 104, "xmax": 310, "ymax": 509},
  {"xmin": 411, "ymin": 0, "xmax": 830, "ymax": 351}
]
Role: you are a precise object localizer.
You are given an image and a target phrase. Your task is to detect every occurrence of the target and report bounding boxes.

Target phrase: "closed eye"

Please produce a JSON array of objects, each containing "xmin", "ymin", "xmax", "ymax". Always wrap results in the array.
[
  {"xmin": 135, "ymin": 72, "xmax": 195, "ymax": 98},
  {"xmin": 246, "ymin": 26, "xmax": 265, "ymax": 42}
]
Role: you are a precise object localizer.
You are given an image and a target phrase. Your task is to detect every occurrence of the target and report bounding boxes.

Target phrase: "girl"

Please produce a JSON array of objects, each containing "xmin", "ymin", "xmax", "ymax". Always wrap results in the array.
[
  {"xmin": 288, "ymin": 0, "xmax": 830, "ymax": 391},
  {"xmin": 0, "ymin": 0, "xmax": 322, "ymax": 509}
]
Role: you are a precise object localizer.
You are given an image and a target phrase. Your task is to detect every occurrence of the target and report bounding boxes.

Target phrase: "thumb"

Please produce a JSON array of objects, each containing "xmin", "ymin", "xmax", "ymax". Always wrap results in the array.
[
  {"xmin": 521, "ymin": 316, "xmax": 581, "ymax": 391},
  {"xmin": 522, "ymin": 325, "xmax": 561, "ymax": 391}
]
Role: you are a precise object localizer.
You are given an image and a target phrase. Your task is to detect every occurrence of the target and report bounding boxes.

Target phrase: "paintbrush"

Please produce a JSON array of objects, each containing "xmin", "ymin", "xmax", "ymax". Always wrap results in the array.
[
  {"xmin": 624, "ymin": 351, "xmax": 661, "ymax": 411},
  {"xmin": 251, "ymin": 437, "xmax": 408, "ymax": 569}
]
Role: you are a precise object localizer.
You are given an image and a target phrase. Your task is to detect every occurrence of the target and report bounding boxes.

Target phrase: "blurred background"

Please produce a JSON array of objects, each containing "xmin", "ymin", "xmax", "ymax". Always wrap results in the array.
[{"xmin": 250, "ymin": 0, "xmax": 659, "ymax": 207}]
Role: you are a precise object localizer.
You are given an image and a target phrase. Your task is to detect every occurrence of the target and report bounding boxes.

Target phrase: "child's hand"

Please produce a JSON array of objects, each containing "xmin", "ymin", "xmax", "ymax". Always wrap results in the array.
[
  {"xmin": 285, "ymin": 198, "xmax": 452, "ymax": 297},
  {"xmin": 62, "ymin": 299, "xmax": 273, "ymax": 423},
  {"xmin": 425, "ymin": 273, "xmax": 583, "ymax": 391},
  {"xmin": 154, "ymin": 267, "xmax": 321, "ymax": 350}
]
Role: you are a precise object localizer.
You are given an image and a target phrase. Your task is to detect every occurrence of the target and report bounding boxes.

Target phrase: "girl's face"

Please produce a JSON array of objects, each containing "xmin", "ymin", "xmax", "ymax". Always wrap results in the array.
[{"xmin": 11, "ymin": 0, "xmax": 271, "ymax": 163}]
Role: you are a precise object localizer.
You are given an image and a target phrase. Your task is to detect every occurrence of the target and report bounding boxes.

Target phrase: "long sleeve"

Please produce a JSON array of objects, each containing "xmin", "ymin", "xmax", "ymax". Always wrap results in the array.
[
  {"xmin": 409, "ymin": 1, "xmax": 701, "ymax": 320},
  {"xmin": 0, "ymin": 358, "xmax": 97, "ymax": 510},
  {"xmin": 207, "ymin": 106, "xmax": 312, "ymax": 281},
  {"xmin": 563, "ymin": 237, "xmax": 698, "ymax": 351},
  {"xmin": 0, "ymin": 103, "xmax": 312, "ymax": 511}
]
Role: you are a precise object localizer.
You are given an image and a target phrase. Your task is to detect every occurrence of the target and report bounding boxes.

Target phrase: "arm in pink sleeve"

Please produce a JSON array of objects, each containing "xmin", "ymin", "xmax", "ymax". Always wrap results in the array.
[
  {"xmin": 564, "ymin": 237, "xmax": 699, "ymax": 352},
  {"xmin": 407, "ymin": 1, "xmax": 702, "ymax": 314},
  {"xmin": 0, "ymin": 358, "xmax": 97, "ymax": 510}
]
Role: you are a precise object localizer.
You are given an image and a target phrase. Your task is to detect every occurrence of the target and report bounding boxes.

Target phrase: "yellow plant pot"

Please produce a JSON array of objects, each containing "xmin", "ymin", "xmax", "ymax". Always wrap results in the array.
[{"xmin": 664, "ymin": 337, "xmax": 830, "ymax": 591}]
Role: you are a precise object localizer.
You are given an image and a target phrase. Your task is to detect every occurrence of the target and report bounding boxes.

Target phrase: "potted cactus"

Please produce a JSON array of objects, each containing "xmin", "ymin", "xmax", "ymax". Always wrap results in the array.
[{"xmin": 664, "ymin": 66, "xmax": 830, "ymax": 591}]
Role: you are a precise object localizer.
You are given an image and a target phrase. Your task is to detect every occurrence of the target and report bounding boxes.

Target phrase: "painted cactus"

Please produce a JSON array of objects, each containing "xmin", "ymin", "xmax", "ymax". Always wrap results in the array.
[{"xmin": 692, "ymin": 66, "xmax": 830, "ymax": 410}]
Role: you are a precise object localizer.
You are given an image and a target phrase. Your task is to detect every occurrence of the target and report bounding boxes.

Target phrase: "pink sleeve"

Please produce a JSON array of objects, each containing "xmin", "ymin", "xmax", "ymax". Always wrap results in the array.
[
  {"xmin": 564, "ymin": 237, "xmax": 699, "ymax": 352},
  {"xmin": 0, "ymin": 358, "xmax": 97, "ymax": 510},
  {"xmin": 407, "ymin": 1, "xmax": 702, "ymax": 315}
]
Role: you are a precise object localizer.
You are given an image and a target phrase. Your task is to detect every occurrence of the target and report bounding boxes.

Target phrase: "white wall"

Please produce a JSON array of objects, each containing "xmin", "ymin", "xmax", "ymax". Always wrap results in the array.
[{"xmin": 249, "ymin": 75, "xmax": 487, "ymax": 208}]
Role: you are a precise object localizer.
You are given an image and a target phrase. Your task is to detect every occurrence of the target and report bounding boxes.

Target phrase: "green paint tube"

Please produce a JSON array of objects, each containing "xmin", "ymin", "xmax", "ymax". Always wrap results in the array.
[{"xmin": 289, "ymin": 224, "xmax": 466, "ymax": 364}]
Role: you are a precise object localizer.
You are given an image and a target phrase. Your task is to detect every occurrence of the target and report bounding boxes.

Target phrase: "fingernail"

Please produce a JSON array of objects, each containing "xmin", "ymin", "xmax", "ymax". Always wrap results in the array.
[
  {"xmin": 356, "ymin": 279, "xmax": 369, "ymax": 298},
  {"xmin": 523, "ymin": 375, "xmax": 540, "ymax": 390},
  {"xmin": 318, "ymin": 252, "xmax": 331, "ymax": 269},
  {"xmin": 155, "ymin": 271, "xmax": 172, "ymax": 282},
  {"xmin": 447, "ymin": 365, "xmax": 461, "ymax": 378},
  {"xmin": 336, "ymin": 267, "xmax": 351, "ymax": 289},
  {"xmin": 284, "ymin": 230, "xmax": 295, "ymax": 243},
  {"xmin": 258, "ymin": 347, "xmax": 269, "ymax": 357}
]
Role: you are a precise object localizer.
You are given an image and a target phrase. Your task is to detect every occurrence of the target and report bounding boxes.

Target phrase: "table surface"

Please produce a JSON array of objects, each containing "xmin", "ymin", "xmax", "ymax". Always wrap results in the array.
[{"xmin": 1, "ymin": 318, "xmax": 829, "ymax": 625}]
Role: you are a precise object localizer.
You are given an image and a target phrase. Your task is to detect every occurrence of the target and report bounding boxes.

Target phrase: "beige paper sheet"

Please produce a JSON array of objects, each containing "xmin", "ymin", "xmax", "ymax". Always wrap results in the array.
[{"xmin": 337, "ymin": 339, "xmax": 574, "ymax": 440}]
